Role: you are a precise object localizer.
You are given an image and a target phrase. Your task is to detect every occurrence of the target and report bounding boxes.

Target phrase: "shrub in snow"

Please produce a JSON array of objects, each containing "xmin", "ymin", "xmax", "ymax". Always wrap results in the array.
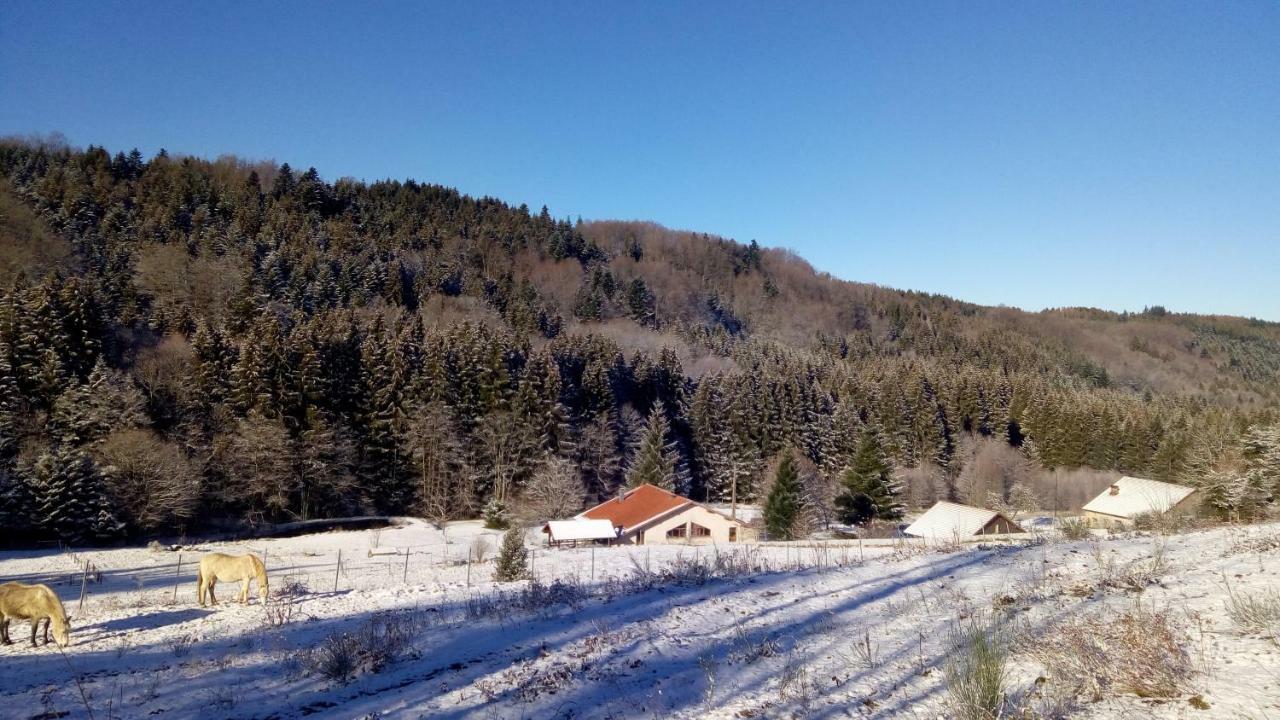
[
  {"xmin": 482, "ymin": 498, "xmax": 511, "ymax": 530},
  {"xmin": 493, "ymin": 528, "xmax": 528, "ymax": 581}
]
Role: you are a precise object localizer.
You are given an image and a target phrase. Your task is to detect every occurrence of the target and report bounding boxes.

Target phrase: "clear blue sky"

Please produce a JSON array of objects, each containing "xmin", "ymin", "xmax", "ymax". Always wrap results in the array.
[{"xmin": 2, "ymin": 1, "xmax": 1277, "ymax": 319}]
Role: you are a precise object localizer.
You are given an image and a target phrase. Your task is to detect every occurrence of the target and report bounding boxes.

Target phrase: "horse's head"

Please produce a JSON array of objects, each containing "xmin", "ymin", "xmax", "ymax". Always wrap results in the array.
[{"xmin": 52, "ymin": 617, "xmax": 70, "ymax": 647}]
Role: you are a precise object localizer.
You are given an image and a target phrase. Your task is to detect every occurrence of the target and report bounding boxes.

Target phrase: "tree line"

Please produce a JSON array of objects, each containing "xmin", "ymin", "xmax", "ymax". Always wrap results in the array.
[{"xmin": 0, "ymin": 138, "xmax": 1275, "ymax": 544}]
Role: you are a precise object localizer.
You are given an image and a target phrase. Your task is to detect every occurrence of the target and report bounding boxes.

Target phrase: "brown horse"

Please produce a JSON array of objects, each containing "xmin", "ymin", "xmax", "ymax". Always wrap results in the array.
[
  {"xmin": 197, "ymin": 552, "xmax": 269, "ymax": 607},
  {"xmin": 0, "ymin": 582, "xmax": 70, "ymax": 647}
]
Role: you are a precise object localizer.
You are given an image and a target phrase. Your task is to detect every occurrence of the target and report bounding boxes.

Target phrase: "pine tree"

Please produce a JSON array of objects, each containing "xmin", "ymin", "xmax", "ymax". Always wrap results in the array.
[
  {"xmin": 625, "ymin": 404, "xmax": 679, "ymax": 490},
  {"xmin": 482, "ymin": 497, "xmax": 511, "ymax": 530},
  {"xmin": 0, "ymin": 462, "xmax": 35, "ymax": 542},
  {"xmin": 50, "ymin": 358, "xmax": 146, "ymax": 445},
  {"xmin": 835, "ymin": 431, "xmax": 903, "ymax": 525},
  {"xmin": 30, "ymin": 444, "xmax": 123, "ymax": 544},
  {"xmin": 763, "ymin": 452, "xmax": 801, "ymax": 540},
  {"xmin": 493, "ymin": 527, "xmax": 528, "ymax": 581}
]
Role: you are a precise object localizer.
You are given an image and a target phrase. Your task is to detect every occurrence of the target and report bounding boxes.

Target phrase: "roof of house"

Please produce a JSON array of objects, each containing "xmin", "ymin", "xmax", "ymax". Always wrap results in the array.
[
  {"xmin": 904, "ymin": 501, "xmax": 1025, "ymax": 539},
  {"xmin": 541, "ymin": 519, "xmax": 619, "ymax": 541},
  {"xmin": 578, "ymin": 484, "xmax": 693, "ymax": 531},
  {"xmin": 578, "ymin": 483, "xmax": 748, "ymax": 533},
  {"xmin": 1081, "ymin": 476, "xmax": 1197, "ymax": 519}
]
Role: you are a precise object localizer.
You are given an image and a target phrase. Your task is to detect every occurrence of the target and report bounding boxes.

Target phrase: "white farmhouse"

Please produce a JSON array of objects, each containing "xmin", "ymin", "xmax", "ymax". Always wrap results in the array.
[{"xmin": 1081, "ymin": 476, "xmax": 1199, "ymax": 528}]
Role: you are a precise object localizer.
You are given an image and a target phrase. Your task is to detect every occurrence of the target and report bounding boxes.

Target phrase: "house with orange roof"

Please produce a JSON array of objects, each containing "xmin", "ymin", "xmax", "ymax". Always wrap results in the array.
[{"xmin": 574, "ymin": 484, "xmax": 750, "ymax": 545}]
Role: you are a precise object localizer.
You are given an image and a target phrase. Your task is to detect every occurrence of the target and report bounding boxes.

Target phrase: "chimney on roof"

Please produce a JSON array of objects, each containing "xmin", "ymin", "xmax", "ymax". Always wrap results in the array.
[{"xmin": 1109, "ymin": 484, "xmax": 1120, "ymax": 496}]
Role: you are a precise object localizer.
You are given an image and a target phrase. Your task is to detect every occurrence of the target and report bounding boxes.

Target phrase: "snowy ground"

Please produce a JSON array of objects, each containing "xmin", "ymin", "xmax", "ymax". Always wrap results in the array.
[{"xmin": 2, "ymin": 519, "xmax": 1278, "ymax": 719}]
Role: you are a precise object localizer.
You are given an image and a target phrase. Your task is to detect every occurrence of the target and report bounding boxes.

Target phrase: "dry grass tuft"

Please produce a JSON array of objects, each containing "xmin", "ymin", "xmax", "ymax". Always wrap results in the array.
[
  {"xmin": 1223, "ymin": 578, "xmax": 1280, "ymax": 641},
  {"xmin": 945, "ymin": 622, "xmax": 1009, "ymax": 720},
  {"xmin": 1058, "ymin": 518, "xmax": 1091, "ymax": 541},
  {"xmin": 1030, "ymin": 606, "xmax": 1193, "ymax": 702}
]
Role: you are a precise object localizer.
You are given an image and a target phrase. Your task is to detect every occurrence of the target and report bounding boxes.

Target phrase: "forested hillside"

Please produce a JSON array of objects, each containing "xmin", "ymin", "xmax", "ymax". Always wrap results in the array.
[{"xmin": 1, "ymin": 137, "xmax": 1277, "ymax": 544}]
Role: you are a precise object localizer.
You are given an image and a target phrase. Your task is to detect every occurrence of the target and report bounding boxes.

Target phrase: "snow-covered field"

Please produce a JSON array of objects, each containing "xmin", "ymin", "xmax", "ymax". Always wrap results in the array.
[{"xmin": 2, "ymin": 519, "xmax": 1278, "ymax": 719}]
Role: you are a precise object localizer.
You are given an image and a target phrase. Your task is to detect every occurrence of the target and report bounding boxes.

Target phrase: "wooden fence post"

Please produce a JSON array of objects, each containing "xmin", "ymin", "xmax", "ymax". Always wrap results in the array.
[
  {"xmin": 334, "ymin": 550, "xmax": 342, "ymax": 593},
  {"xmin": 466, "ymin": 547, "xmax": 472, "ymax": 588},
  {"xmin": 171, "ymin": 553, "xmax": 182, "ymax": 603},
  {"xmin": 591, "ymin": 545, "xmax": 595, "ymax": 582},
  {"xmin": 403, "ymin": 547, "xmax": 411, "ymax": 584},
  {"xmin": 78, "ymin": 561, "xmax": 89, "ymax": 612}
]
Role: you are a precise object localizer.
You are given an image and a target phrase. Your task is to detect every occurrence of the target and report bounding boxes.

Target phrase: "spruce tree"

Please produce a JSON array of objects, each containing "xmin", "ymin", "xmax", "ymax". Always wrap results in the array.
[
  {"xmin": 625, "ymin": 404, "xmax": 678, "ymax": 490},
  {"xmin": 835, "ymin": 431, "xmax": 902, "ymax": 525},
  {"xmin": 764, "ymin": 452, "xmax": 801, "ymax": 540},
  {"xmin": 482, "ymin": 497, "xmax": 511, "ymax": 529},
  {"xmin": 0, "ymin": 463, "xmax": 35, "ymax": 542},
  {"xmin": 493, "ymin": 527, "xmax": 528, "ymax": 582},
  {"xmin": 31, "ymin": 445, "xmax": 122, "ymax": 544}
]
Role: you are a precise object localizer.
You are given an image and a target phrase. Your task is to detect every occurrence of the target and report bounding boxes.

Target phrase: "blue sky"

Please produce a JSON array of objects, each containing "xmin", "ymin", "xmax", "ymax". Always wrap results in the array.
[{"xmin": 2, "ymin": 1, "xmax": 1277, "ymax": 319}]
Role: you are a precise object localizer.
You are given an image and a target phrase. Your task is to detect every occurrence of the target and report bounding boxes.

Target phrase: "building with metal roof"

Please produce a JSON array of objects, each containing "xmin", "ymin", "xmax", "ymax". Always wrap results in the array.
[
  {"xmin": 903, "ymin": 501, "xmax": 1025, "ymax": 540},
  {"xmin": 1081, "ymin": 476, "xmax": 1199, "ymax": 528}
]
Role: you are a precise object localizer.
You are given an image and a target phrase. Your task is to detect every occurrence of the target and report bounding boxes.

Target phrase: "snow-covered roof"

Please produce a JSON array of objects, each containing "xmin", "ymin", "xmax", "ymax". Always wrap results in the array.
[
  {"xmin": 1081, "ymin": 476, "xmax": 1196, "ymax": 519},
  {"xmin": 542, "ymin": 519, "xmax": 619, "ymax": 542},
  {"xmin": 904, "ymin": 501, "xmax": 1024, "ymax": 539}
]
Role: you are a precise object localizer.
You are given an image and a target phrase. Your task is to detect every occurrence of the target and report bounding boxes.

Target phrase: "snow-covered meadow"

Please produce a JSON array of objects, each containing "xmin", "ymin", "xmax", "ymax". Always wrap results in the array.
[{"xmin": 2, "ymin": 519, "xmax": 1278, "ymax": 719}]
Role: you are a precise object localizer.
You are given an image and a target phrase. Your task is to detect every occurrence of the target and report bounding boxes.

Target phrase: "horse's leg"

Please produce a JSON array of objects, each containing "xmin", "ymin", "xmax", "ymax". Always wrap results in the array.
[
  {"xmin": 30, "ymin": 619, "xmax": 38, "ymax": 647},
  {"xmin": 41, "ymin": 617, "xmax": 49, "ymax": 645},
  {"xmin": 208, "ymin": 578, "xmax": 218, "ymax": 606},
  {"xmin": 240, "ymin": 578, "xmax": 250, "ymax": 604},
  {"xmin": 1, "ymin": 617, "xmax": 10, "ymax": 644}
]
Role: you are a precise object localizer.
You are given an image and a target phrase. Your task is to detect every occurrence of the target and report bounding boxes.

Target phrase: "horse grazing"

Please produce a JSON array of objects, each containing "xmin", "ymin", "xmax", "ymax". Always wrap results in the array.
[
  {"xmin": 0, "ymin": 582, "xmax": 71, "ymax": 648},
  {"xmin": 197, "ymin": 552, "xmax": 269, "ymax": 607}
]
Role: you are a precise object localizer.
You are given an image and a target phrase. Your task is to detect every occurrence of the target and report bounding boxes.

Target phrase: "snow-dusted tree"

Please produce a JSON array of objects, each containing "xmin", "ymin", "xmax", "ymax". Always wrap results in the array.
[
  {"xmin": 96, "ymin": 429, "xmax": 200, "ymax": 533},
  {"xmin": 763, "ymin": 452, "xmax": 801, "ymax": 540},
  {"xmin": 482, "ymin": 497, "xmax": 511, "ymax": 530},
  {"xmin": 405, "ymin": 400, "xmax": 462, "ymax": 521},
  {"xmin": 835, "ymin": 431, "xmax": 903, "ymax": 525},
  {"xmin": 1241, "ymin": 424, "xmax": 1280, "ymax": 496},
  {"xmin": 214, "ymin": 411, "xmax": 295, "ymax": 522},
  {"xmin": 796, "ymin": 453, "xmax": 838, "ymax": 532},
  {"xmin": 521, "ymin": 456, "xmax": 585, "ymax": 521},
  {"xmin": 30, "ymin": 444, "xmax": 123, "ymax": 544},
  {"xmin": 295, "ymin": 410, "xmax": 358, "ymax": 519},
  {"xmin": 575, "ymin": 411, "xmax": 622, "ymax": 503},
  {"xmin": 51, "ymin": 358, "xmax": 147, "ymax": 445},
  {"xmin": 625, "ymin": 403, "xmax": 680, "ymax": 490},
  {"xmin": 493, "ymin": 527, "xmax": 528, "ymax": 581},
  {"xmin": 0, "ymin": 463, "xmax": 35, "ymax": 541}
]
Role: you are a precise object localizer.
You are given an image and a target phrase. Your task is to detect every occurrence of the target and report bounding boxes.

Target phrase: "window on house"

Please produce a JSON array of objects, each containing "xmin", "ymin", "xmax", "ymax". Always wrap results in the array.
[
  {"xmin": 690, "ymin": 523, "xmax": 711, "ymax": 537},
  {"xmin": 666, "ymin": 525, "xmax": 687, "ymax": 539}
]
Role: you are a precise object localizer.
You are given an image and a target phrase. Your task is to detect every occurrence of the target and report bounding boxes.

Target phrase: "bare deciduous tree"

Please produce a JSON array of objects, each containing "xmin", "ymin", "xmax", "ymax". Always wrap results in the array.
[
  {"xmin": 214, "ymin": 412, "xmax": 295, "ymax": 523},
  {"xmin": 520, "ymin": 456, "xmax": 585, "ymax": 522},
  {"xmin": 96, "ymin": 429, "xmax": 200, "ymax": 533}
]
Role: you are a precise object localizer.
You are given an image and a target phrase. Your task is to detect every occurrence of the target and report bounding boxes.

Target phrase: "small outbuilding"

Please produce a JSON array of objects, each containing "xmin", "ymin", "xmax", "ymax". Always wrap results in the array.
[
  {"xmin": 903, "ymin": 501, "xmax": 1025, "ymax": 541},
  {"xmin": 541, "ymin": 519, "xmax": 619, "ymax": 547},
  {"xmin": 1080, "ymin": 476, "xmax": 1199, "ymax": 528},
  {"xmin": 576, "ymin": 484, "xmax": 749, "ymax": 545}
]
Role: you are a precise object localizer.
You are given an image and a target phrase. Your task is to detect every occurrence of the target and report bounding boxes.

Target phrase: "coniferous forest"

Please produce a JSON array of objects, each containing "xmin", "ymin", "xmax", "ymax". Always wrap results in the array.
[{"xmin": 1, "ymin": 136, "xmax": 1278, "ymax": 544}]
